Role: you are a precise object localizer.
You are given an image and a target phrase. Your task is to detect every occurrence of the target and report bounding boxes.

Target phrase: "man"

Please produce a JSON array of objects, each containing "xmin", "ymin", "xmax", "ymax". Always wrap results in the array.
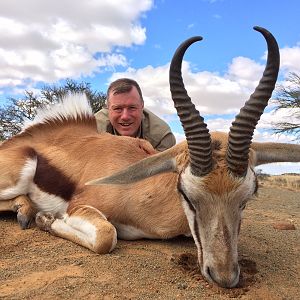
[{"xmin": 95, "ymin": 78, "xmax": 176, "ymax": 151}]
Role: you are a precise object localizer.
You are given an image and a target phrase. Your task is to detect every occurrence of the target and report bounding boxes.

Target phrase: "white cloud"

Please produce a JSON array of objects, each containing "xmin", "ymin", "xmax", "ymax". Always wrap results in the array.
[
  {"xmin": 206, "ymin": 117, "xmax": 231, "ymax": 132},
  {"xmin": 226, "ymin": 56, "xmax": 264, "ymax": 88},
  {"xmin": 0, "ymin": 0, "xmax": 152, "ymax": 87},
  {"xmin": 280, "ymin": 44, "xmax": 300, "ymax": 74},
  {"xmin": 253, "ymin": 129, "xmax": 296, "ymax": 144}
]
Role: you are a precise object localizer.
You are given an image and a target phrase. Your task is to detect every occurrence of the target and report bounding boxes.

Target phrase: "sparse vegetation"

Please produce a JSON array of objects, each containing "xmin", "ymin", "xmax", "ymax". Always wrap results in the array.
[
  {"xmin": 258, "ymin": 173, "xmax": 300, "ymax": 191},
  {"xmin": 272, "ymin": 72, "xmax": 300, "ymax": 140}
]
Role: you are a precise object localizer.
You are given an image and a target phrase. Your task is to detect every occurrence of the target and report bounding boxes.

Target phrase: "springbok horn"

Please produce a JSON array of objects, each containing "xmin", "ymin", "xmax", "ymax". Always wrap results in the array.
[
  {"xmin": 226, "ymin": 26, "xmax": 280, "ymax": 176},
  {"xmin": 169, "ymin": 36, "xmax": 213, "ymax": 177}
]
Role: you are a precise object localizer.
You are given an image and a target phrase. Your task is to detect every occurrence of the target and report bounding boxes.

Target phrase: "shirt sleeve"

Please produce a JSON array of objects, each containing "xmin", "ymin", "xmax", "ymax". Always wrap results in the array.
[
  {"xmin": 155, "ymin": 132, "xmax": 176, "ymax": 152},
  {"xmin": 94, "ymin": 108, "xmax": 110, "ymax": 133}
]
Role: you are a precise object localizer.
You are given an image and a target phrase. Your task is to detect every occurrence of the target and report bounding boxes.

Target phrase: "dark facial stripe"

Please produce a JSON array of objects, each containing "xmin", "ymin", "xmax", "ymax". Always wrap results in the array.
[
  {"xmin": 254, "ymin": 174, "xmax": 259, "ymax": 195},
  {"xmin": 238, "ymin": 219, "xmax": 242, "ymax": 235},
  {"xmin": 250, "ymin": 167, "xmax": 259, "ymax": 195},
  {"xmin": 34, "ymin": 153, "xmax": 76, "ymax": 201},
  {"xmin": 193, "ymin": 216, "xmax": 202, "ymax": 255}
]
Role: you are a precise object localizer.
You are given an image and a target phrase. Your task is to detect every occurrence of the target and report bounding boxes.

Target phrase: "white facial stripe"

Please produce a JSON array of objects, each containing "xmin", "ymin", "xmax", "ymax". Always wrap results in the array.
[
  {"xmin": 232, "ymin": 166, "xmax": 257, "ymax": 200},
  {"xmin": 181, "ymin": 200, "xmax": 201, "ymax": 251},
  {"xmin": 0, "ymin": 158, "xmax": 37, "ymax": 199},
  {"xmin": 180, "ymin": 165, "xmax": 204, "ymax": 199},
  {"xmin": 29, "ymin": 183, "xmax": 68, "ymax": 217},
  {"xmin": 179, "ymin": 167, "xmax": 204, "ymax": 255}
]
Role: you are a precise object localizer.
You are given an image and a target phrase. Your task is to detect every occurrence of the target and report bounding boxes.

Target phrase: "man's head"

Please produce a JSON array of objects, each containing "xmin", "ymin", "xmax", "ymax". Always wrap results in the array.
[{"xmin": 107, "ymin": 78, "xmax": 144, "ymax": 137}]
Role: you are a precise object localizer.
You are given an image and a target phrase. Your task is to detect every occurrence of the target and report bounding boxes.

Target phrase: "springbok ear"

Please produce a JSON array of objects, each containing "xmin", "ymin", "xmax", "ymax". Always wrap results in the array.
[
  {"xmin": 86, "ymin": 149, "xmax": 178, "ymax": 186},
  {"xmin": 251, "ymin": 142, "xmax": 300, "ymax": 166}
]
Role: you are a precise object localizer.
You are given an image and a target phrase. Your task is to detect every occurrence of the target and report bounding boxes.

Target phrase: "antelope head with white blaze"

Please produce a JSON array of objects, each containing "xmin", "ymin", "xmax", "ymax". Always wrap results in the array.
[{"xmin": 87, "ymin": 27, "xmax": 297, "ymax": 288}]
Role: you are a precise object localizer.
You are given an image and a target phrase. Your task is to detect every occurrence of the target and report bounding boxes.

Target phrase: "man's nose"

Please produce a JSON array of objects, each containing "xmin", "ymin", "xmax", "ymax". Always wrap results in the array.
[{"xmin": 120, "ymin": 108, "xmax": 130, "ymax": 119}]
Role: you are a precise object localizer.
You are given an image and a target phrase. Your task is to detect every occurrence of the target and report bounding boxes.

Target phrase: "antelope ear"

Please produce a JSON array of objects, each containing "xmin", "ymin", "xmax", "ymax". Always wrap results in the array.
[
  {"xmin": 251, "ymin": 142, "xmax": 300, "ymax": 166},
  {"xmin": 86, "ymin": 149, "xmax": 178, "ymax": 186}
]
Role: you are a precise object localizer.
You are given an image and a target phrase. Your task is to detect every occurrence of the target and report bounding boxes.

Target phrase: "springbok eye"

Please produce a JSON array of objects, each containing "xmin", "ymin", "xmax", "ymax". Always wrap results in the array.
[{"xmin": 239, "ymin": 202, "xmax": 247, "ymax": 210}]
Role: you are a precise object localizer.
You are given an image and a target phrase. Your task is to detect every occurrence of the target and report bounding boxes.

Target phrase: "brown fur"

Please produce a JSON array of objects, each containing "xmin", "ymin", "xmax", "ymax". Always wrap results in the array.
[{"xmin": 34, "ymin": 153, "xmax": 76, "ymax": 201}]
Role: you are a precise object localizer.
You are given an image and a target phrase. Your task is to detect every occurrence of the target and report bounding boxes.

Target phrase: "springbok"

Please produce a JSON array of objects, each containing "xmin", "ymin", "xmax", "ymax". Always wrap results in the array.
[{"xmin": 0, "ymin": 27, "xmax": 299, "ymax": 288}]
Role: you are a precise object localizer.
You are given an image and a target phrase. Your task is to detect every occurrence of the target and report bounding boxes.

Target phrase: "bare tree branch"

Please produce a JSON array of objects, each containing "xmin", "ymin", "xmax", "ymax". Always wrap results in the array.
[{"xmin": 272, "ymin": 72, "xmax": 300, "ymax": 140}]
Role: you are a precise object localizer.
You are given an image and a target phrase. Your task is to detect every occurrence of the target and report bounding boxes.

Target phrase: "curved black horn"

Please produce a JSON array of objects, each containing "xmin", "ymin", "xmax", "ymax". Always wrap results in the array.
[
  {"xmin": 170, "ymin": 36, "xmax": 213, "ymax": 177},
  {"xmin": 226, "ymin": 26, "xmax": 280, "ymax": 176}
]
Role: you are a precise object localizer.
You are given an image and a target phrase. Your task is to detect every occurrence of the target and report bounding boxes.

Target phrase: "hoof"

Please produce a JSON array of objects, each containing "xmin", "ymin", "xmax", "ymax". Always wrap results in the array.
[
  {"xmin": 35, "ymin": 212, "xmax": 55, "ymax": 232},
  {"xmin": 17, "ymin": 212, "xmax": 33, "ymax": 230},
  {"xmin": 13, "ymin": 196, "xmax": 35, "ymax": 229}
]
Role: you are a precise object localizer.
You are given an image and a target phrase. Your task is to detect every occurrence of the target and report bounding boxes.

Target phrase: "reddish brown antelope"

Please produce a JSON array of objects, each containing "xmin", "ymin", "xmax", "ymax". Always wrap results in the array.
[{"xmin": 0, "ymin": 27, "xmax": 299, "ymax": 288}]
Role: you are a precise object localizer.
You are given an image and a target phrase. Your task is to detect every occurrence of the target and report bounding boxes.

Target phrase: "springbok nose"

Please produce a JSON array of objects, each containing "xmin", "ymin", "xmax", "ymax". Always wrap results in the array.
[{"xmin": 205, "ymin": 264, "xmax": 240, "ymax": 288}]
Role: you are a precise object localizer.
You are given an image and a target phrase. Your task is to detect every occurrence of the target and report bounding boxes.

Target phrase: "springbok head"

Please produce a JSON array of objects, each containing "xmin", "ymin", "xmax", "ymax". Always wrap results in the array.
[{"xmin": 88, "ymin": 26, "xmax": 280, "ymax": 288}]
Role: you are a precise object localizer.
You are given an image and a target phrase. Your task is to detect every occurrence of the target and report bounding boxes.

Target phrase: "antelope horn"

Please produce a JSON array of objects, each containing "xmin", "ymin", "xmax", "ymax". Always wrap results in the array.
[
  {"xmin": 169, "ymin": 36, "xmax": 213, "ymax": 177},
  {"xmin": 226, "ymin": 26, "xmax": 280, "ymax": 176}
]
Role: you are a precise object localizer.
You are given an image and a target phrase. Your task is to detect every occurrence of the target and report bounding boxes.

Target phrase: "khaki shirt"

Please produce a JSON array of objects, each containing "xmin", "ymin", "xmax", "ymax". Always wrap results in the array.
[{"xmin": 94, "ymin": 108, "xmax": 176, "ymax": 151}]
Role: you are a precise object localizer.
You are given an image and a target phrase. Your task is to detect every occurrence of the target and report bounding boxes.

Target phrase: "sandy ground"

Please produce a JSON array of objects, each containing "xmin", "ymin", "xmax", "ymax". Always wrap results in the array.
[{"xmin": 0, "ymin": 185, "xmax": 299, "ymax": 300}]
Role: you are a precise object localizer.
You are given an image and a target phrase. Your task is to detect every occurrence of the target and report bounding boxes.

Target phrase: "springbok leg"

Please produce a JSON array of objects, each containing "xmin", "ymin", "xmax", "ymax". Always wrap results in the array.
[
  {"xmin": 0, "ymin": 146, "xmax": 37, "ymax": 229},
  {"xmin": 35, "ymin": 205, "xmax": 117, "ymax": 254},
  {"xmin": 14, "ymin": 195, "xmax": 35, "ymax": 229},
  {"xmin": 0, "ymin": 195, "xmax": 35, "ymax": 229}
]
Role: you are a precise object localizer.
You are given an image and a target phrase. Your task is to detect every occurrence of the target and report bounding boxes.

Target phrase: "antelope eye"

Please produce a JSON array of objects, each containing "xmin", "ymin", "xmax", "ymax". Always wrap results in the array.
[{"xmin": 239, "ymin": 202, "xmax": 247, "ymax": 210}]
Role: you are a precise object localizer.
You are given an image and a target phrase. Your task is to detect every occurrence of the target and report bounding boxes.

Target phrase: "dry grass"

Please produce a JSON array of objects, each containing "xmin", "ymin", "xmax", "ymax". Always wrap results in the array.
[{"xmin": 258, "ymin": 173, "xmax": 300, "ymax": 191}]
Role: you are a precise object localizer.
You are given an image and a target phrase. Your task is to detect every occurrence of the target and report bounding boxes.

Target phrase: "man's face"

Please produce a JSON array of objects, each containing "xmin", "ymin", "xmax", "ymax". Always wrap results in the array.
[{"xmin": 108, "ymin": 86, "xmax": 144, "ymax": 137}]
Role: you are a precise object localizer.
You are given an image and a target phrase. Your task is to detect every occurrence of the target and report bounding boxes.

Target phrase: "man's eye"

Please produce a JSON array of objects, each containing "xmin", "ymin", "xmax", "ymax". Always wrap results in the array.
[
  {"xmin": 128, "ymin": 107, "xmax": 137, "ymax": 111},
  {"xmin": 113, "ymin": 108, "xmax": 122, "ymax": 113}
]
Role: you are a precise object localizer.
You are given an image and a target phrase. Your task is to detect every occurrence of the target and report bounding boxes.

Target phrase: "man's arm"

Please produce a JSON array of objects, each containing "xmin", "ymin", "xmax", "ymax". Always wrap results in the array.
[
  {"xmin": 155, "ymin": 132, "xmax": 176, "ymax": 152},
  {"xmin": 94, "ymin": 108, "xmax": 110, "ymax": 133}
]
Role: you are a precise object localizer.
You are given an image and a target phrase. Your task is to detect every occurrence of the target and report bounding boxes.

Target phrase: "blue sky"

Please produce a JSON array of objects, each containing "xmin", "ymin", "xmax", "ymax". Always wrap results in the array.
[{"xmin": 0, "ymin": 0, "xmax": 299, "ymax": 174}]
